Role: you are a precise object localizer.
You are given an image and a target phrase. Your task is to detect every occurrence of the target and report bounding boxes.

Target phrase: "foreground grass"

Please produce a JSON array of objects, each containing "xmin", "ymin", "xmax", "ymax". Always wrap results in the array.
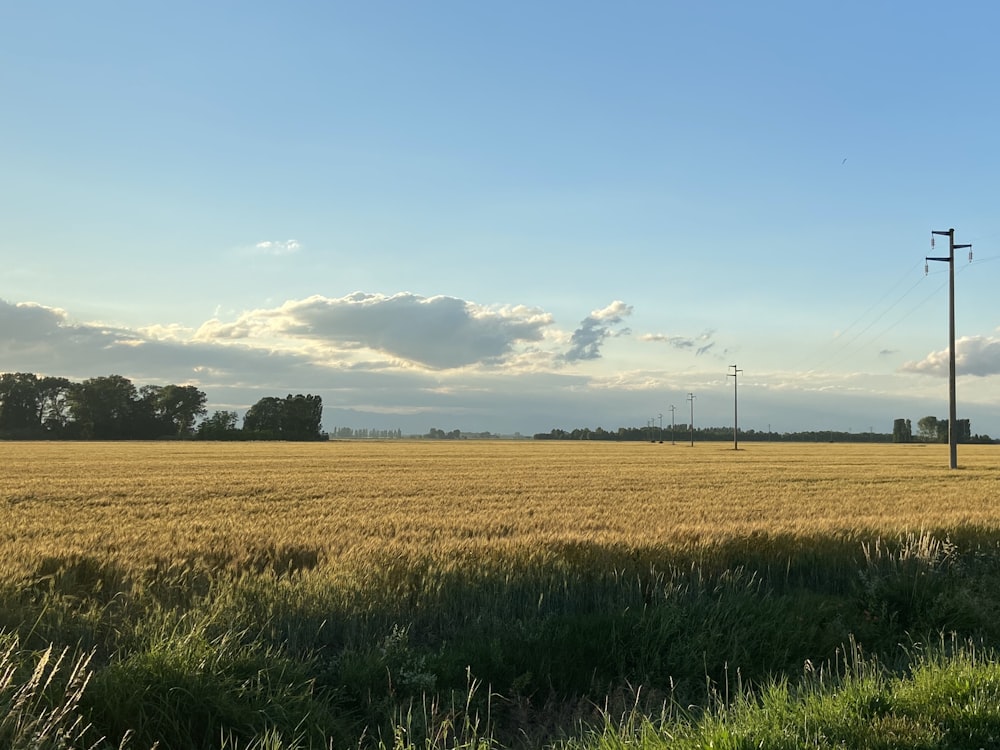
[
  {"xmin": 4, "ymin": 441, "xmax": 1000, "ymax": 747},
  {"xmin": 561, "ymin": 636, "xmax": 1000, "ymax": 750}
]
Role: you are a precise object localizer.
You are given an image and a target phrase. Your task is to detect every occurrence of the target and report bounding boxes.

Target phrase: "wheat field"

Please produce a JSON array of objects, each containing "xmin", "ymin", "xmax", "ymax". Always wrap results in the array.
[{"xmin": 4, "ymin": 440, "xmax": 1000, "ymax": 581}]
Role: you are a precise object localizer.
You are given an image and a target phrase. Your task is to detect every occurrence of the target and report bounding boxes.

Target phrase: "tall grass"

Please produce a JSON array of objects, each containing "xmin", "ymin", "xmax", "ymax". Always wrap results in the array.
[
  {"xmin": 0, "ymin": 633, "xmax": 96, "ymax": 749},
  {"xmin": 562, "ymin": 635, "xmax": 1000, "ymax": 749}
]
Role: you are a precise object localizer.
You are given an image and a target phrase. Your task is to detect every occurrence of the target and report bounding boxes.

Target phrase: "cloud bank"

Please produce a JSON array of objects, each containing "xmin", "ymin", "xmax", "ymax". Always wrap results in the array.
[
  {"xmin": 8, "ymin": 295, "xmax": 991, "ymax": 435},
  {"xmin": 901, "ymin": 335, "xmax": 1000, "ymax": 377},
  {"xmin": 196, "ymin": 293, "xmax": 555, "ymax": 370}
]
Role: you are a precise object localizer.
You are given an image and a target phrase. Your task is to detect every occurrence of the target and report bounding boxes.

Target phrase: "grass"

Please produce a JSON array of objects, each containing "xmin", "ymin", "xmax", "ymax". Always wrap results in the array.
[
  {"xmin": 562, "ymin": 636, "xmax": 1000, "ymax": 749},
  {"xmin": 3, "ymin": 441, "xmax": 1000, "ymax": 747}
]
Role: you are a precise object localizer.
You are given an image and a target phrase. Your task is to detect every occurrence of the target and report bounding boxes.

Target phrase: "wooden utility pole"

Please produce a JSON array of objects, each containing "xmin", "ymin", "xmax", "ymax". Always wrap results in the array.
[
  {"xmin": 687, "ymin": 392, "xmax": 695, "ymax": 447},
  {"xmin": 927, "ymin": 228, "xmax": 971, "ymax": 470},
  {"xmin": 728, "ymin": 364, "xmax": 743, "ymax": 450}
]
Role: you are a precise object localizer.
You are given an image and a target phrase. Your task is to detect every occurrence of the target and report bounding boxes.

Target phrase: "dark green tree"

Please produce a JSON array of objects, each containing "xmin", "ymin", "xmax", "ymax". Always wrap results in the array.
[
  {"xmin": 955, "ymin": 418, "xmax": 972, "ymax": 443},
  {"xmin": 892, "ymin": 418, "xmax": 912, "ymax": 443},
  {"xmin": 917, "ymin": 416, "xmax": 941, "ymax": 442},
  {"xmin": 197, "ymin": 410, "xmax": 240, "ymax": 439},
  {"xmin": 243, "ymin": 394, "xmax": 323, "ymax": 440},
  {"xmin": 68, "ymin": 375, "xmax": 139, "ymax": 439},
  {"xmin": 133, "ymin": 385, "xmax": 172, "ymax": 438},
  {"xmin": 0, "ymin": 373, "xmax": 41, "ymax": 433},
  {"xmin": 156, "ymin": 384, "xmax": 208, "ymax": 436},
  {"xmin": 37, "ymin": 376, "xmax": 72, "ymax": 434},
  {"xmin": 243, "ymin": 397, "xmax": 284, "ymax": 437},
  {"xmin": 280, "ymin": 394, "xmax": 323, "ymax": 440}
]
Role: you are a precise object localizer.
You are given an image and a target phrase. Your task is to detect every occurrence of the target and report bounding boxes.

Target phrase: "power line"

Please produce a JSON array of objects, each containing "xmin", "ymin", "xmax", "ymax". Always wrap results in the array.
[
  {"xmin": 791, "ymin": 261, "xmax": 927, "ymax": 373},
  {"xmin": 801, "ymin": 274, "xmax": 928, "ymax": 373}
]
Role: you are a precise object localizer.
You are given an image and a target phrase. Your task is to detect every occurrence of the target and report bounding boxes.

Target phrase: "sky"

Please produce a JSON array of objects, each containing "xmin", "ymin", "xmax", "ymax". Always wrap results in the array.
[{"xmin": 3, "ymin": 2, "xmax": 1000, "ymax": 437}]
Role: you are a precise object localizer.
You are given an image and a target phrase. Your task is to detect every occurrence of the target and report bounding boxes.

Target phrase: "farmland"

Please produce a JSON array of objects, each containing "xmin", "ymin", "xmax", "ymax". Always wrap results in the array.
[{"xmin": 4, "ymin": 441, "xmax": 1000, "ymax": 748}]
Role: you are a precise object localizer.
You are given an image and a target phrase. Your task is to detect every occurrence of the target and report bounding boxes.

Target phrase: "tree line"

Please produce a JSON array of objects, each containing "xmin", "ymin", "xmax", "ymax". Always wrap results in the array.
[
  {"xmin": 538, "ymin": 418, "xmax": 997, "ymax": 444},
  {"xmin": 892, "ymin": 417, "xmax": 994, "ymax": 444},
  {"xmin": 533, "ymin": 425, "xmax": 895, "ymax": 442},
  {"xmin": 0, "ymin": 372, "xmax": 325, "ymax": 441},
  {"xmin": 330, "ymin": 427, "xmax": 404, "ymax": 439}
]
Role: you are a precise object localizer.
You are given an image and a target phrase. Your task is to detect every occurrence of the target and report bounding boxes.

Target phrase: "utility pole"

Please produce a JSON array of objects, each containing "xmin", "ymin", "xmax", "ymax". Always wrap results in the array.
[
  {"xmin": 687, "ymin": 392, "xmax": 695, "ymax": 447},
  {"xmin": 728, "ymin": 364, "xmax": 743, "ymax": 450},
  {"xmin": 927, "ymin": 228, "xmax": 972, "ymax": 470},
  {"xmin": 658, "ymin": 413, "xmax": 663, "ymax": 443},
  {"xmin": 669, "ymin": 405, "xmax": 676, "ymax": 444}
]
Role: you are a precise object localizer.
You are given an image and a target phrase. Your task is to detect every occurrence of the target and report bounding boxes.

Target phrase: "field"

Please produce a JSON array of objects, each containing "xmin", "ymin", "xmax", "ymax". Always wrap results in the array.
[
  {"xmin": 7, "ymin": 440, "xmax": 1000, "ymax": 576},
  {"xmin": 5, "ymin": 440, "xmax": 1000, "ymax": 748}
]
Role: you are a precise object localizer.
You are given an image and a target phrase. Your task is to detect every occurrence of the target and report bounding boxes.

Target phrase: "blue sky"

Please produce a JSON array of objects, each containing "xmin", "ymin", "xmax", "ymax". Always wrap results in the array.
[{"xmin": 3, "ymin": 2, "xmax": 1000, "ymax": 436}]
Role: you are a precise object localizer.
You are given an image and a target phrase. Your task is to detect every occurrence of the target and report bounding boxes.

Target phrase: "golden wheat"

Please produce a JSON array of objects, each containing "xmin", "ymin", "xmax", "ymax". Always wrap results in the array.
[{"xmin": 3, "ymin": 440, "xmax": 1000, "ymax": 580}]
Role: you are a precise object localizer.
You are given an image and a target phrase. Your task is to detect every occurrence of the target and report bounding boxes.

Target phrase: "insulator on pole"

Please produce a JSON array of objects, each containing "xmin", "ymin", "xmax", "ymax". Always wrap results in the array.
[
  {"xmin": 931, "ymin": 236, "xmax": 935, "ymax": 249},
  {"xmin": 924, "ymin": 261, "xmax": 929, "ymax": 275}
]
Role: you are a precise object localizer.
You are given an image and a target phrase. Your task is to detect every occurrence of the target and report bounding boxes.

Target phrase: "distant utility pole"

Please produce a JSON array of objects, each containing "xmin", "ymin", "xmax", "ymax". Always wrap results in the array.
[
  {"xmin": 687, "ymin": 392, "xmax": 696, "ymax": 447},
  {"xmin": 658, "ymin": 413, "xmax": 663, "ymax": 443},
  {"xmin": 728, "ymin": 364, "xmax": 743, "ymax": 450},
  {"xmin": 927, "ymin": 228, "xmax": 972, "ymax": 470},
  {"xmin": 669, "ymin": 405, "xmax": 676, "ymax": 444}
]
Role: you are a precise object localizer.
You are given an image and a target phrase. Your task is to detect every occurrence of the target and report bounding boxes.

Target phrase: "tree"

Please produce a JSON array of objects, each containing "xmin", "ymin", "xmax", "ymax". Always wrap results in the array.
[
  {"xmin": 892, "ymin": 418, "xmax": 912, "ymax": 443},
  {"xmin": 917, "ymin": 416, "xmax": 941, "ymax": 442},
  {"xmin": 0, "ymin": 373, "xmax": 41, "ymax": 433},
  {"xmin": 157, "ymin": 384, "xmax": 208, "ymax": 436},
  {"xmin": 243, "ymin": 394, "xmax": 323, "ymax": 440},
  {"xmin": 243, "ymin": 397, "xmax": 283, "ymax": 436},
  {"xmin": 955, "ymin": 418, "xmax": 972, "ymax": 443},
  {"xmin": 133, "ymin": 385, "xmax": 172, "ymax": 438},
  {"xmin": 280, "ymin": 394, "xmax": 323, "ymax": 440},
  {"xmin": 37, "ymin": 376, "xmax": 72, "ymax": 434},
  {"xmin": 68, "ymin": 375, "xmax": 139, "ymax": 439},
  {"xmin": 197, "ymin": 410, "xmax": 240, "ymax": 440}
]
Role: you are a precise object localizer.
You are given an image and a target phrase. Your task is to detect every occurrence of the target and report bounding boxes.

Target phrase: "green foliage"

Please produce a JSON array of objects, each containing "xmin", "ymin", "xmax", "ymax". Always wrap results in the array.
[
  {"xmin": 84, "ymin": 619, "xmax": 343, "ymax": 750},
  {"xmin": 0, "ymin": 371, "xmax": 209, "ymax": 440},
  {"xmin": 6, "ymin": 534, "xmax": 1000, "ymax": 747},
  {"xmin": 243, "ymin": 394, "xmax": 324, "ymax": 440},
  {"xmin": 197, "ymin": 409, "xmax": 241, "ymax": 440},
  {"xmin": 892, "ymin": 418, "xmax": 912, "ymax": 443},
  {"xmin": 563, "ymin": 637, "xmax": 1000, "ymax": 749},
  {"xmin": 0, "ymin": 373, "xmax": 73, "ymax": 437}
]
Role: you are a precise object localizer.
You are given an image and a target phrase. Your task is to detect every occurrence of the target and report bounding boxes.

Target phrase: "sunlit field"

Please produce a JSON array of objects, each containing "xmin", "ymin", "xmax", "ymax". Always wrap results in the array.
[
  {"xmin": 6, "ymin": 440, "xmax": 1000, "ymax": 749},
  {"xmin": 4, "ymin": 440, "xmax": 1000, "ymax": 580}
]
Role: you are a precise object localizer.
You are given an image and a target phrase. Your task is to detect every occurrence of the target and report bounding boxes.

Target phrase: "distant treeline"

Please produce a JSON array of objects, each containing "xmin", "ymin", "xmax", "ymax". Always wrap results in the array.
[
  {"xmin": 330, "ymin": 427, "xmax": 404, "ymax": 439},
  {"xmin": 536, "ymin": 419, "xmax": 997, "ymax": 444},
  {"xmin": 891, "ymin": 416, "xmax": 995, "ymax": 444},
  {"xmin": 532, "ymin": 426, "xmax": 895, "ymax": 442},
  {"xmin": 0, "ymin": 372, "xmax": 325, "ymax": 441}
]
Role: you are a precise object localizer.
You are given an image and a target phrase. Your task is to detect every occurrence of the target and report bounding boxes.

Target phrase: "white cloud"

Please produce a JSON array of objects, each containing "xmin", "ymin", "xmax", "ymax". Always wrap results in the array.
[
  {"xmin": 138, "ymin": 323, "xmax": 196, "ymax": 341},
  {"xmin": 900, "ymin": 335, "xmax": 1000, "ymax": 377},
  {"xmin": 196, "ymin": 292, "xmax": 554, "ymax": 370},
  {"xmin": 253, "ymin": 239, "xmax": 301, "ymax": 255}
]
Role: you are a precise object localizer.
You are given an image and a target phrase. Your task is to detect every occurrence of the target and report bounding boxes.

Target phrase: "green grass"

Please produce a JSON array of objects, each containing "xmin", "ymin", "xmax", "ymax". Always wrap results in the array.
[
  {"xmin": 564, "ymin": 636, "xmax": 1000, "ymax": 749},
  {"xmin": 5, "ymin": 532, "xmax": 1000, "ymax": 748}
]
